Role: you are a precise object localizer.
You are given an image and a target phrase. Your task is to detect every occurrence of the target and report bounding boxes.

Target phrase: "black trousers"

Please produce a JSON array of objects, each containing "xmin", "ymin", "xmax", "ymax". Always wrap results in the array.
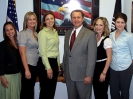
[
  {"xmin": 93, "ymin": 61, "xmax": 110, "ymax": 99},
  {"xmin": 20, "ymin": 64, "xmax": 37, "ymax": 99},
  {"xmin": 110, "ymin": 64, "xmax": 133, "ymax": 99},
  {"xmin": 37, "ymin": 57, "xmax": 58, "ymax": 99}
]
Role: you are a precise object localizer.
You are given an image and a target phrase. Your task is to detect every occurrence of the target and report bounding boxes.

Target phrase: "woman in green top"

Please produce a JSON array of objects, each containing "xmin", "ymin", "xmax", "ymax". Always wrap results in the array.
[{"xmin": 37, "ymin": 11, "xmax": 60, "ymax": 99}]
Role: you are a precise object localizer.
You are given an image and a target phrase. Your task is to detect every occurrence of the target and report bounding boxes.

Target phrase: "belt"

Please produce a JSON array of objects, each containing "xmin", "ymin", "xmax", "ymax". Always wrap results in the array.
[{"xmin": 96, "ymin": 58, "xmax": 107, "ymax": 62}]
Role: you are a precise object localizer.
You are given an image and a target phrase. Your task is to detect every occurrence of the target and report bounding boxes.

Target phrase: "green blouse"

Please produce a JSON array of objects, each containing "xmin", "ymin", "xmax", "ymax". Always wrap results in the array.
[{"xmin": 38, "ymin": 27, "xmax": 60, "ymax": 70}]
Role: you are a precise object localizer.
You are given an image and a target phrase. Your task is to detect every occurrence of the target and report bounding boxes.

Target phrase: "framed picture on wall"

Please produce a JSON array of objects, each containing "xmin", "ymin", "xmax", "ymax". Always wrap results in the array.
[{"xmin": 33, "ymin": 0, "xmax": 99, "ymax": 35}]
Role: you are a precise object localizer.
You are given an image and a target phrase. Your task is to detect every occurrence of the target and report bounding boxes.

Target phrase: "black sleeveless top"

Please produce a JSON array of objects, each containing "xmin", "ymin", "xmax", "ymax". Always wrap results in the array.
[{"xmin": 97, "ymin": 36, "xmax": 109, "ymax": 60}]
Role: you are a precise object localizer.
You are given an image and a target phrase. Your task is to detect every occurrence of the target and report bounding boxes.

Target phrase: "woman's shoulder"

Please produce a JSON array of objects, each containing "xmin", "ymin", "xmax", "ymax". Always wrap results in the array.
[
  {"xmin": 18, "ymin": 30, "xmax": 29, "ymax": 39},
  {"xmin": 19, "ymin": 29, "xmax": 26, "ymax": 33},
  {"xmin": 110, "ymin": 31, "xmax": 116, "ymax": 35},
  {"xmin": 0, "ymin": 41, "xmax": 10, "ymax": 50},
  {"xmin": 0, "ymin": 40, "xmax": 7, "ymax": 46},
  {"xmin": 126, "ymin": 31, "xmax": 132, "ymax": 35},
  {"xmin": 38, "ymin": 27, "xmax": 47, "ymax": 34},
  {"xmin": 101, "ymin": 36, "xmax": 111, "ymax": 43},
  {"xmin": 104, "ymin": 37, "xmax": 112, "ymax": 43},
  {"xmin": 18, "ymin": 30, "xmax": 27, "ymax": 36},
  {"xmin": 125, "ymin": 32, "xmax": 133, "ymax": 39}
]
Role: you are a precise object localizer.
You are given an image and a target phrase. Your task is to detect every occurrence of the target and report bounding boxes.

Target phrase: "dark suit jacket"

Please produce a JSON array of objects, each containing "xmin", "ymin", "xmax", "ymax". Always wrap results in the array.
[
  {"xmin": 63, "ymin": 26, "xmax": 97, "ymax": 81},
  {"xmin": 0, "ymin": 41, "xmax": 21, "ymax": 75}
]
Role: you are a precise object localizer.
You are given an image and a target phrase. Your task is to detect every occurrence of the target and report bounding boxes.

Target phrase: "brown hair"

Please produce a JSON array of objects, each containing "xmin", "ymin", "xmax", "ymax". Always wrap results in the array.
[
  {"xmin": 114, "ymin": 12, "xmax": 127, "ymax": 31},
  {"xmin": 70, "ymin": 10, "xmax": 84, "ymax": 18},
  {"xmin": 40, "ymin": 11, "xmax": 56, "ymax": 30},
  {"xmin": 3, "ymin": 22, "xmax": 17, "ymax": 47}
]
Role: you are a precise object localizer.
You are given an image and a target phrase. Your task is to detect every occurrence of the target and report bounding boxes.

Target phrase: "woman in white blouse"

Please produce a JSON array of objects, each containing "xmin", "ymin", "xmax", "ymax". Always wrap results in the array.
[{"xmin": 92, "ymin": 17, "xmax": 112, "ymax": 99}]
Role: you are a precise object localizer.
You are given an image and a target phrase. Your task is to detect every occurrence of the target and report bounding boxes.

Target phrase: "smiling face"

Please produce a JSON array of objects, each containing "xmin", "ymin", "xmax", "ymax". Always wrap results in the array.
[
  {"xmin": 27, "ymin": 15, "xmax": 37, "ymax": 30},
  {"xmin": 94, "ymin": 19, "xmax": 105, "ymax": 35},
  {"xmin": 44, "ymin": 14, "xmax": 55, "ymax": 29},
  {"xmin": 115, "ymin": 18, "xmax": 126, "ymax": 32},
  {"xmin": 5, "ymin": 24, "xmax": 15, "ymax": 39},
  {"xmin": 71, "ymin": 11, "xmax": 84, "ymax": 29}
]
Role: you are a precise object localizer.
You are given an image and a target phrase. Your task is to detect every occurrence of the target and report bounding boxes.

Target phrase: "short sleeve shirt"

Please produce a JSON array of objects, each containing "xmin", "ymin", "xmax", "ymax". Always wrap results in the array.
[{"xmin": 17, "ymin": 28, "xmax": 39, "ymax": 66}]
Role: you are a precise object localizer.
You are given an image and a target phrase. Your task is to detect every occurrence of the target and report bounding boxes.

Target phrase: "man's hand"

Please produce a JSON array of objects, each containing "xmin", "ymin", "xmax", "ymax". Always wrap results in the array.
[{"xmin": 84, "ymin": 76, "xmax": 92, "ymax": 84}]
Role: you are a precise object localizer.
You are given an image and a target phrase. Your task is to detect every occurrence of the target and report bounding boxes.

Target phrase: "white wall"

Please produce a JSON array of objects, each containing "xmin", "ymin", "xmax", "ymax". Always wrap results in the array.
[
  {"xmin": 99, "ymin": 0, "xmax": 116, "ymax": 28},
  {"xmin": 0, "ymin": 0, "xmax": 133, "ymax": 99},
  {"xmin": 15, "ymin": 0, "xmax": 33, "ymax": 31},
  {"xmin": 0, "ymin": 0, "xmax": 6, "ymax": 41}
]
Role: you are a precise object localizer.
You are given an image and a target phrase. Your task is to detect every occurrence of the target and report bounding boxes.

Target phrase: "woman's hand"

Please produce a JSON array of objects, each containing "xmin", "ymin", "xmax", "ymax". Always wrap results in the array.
[
  {"xmin": 25, "ymin": 70, "xmax": 31, "ymax": 79},
  {"xmin": 47, "ymin": 68, "xmax": 53, "ymax": 79},
  {"xmin": 99, "ymin": 73, "xmax": 106, "ymax": 82},
  {"xmin": 0, "ymin": 76, "xmax": 8, "ymax": 88}
]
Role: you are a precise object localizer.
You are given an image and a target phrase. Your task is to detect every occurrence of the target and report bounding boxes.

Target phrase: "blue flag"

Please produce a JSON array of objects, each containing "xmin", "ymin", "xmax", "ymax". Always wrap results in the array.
[{"xmin": 6, "ymin": 0, "xmax": 19, "ymax": 32}]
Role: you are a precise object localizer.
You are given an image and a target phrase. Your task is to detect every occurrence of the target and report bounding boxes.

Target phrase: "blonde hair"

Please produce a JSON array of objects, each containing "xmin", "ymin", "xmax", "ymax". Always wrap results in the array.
[
  {"xmin": 23, "ymin": 11, "xmax": 37, "ymax": 30},
  {"xmin": 93, "ymin": 17, "xmax": 110, "ymax": 36}
]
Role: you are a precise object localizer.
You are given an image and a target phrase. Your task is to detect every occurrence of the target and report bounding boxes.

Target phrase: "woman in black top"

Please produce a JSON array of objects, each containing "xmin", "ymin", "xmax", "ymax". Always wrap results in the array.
[
  {"xmin": 0, "ymin": 22, "xmax": 22, "ymax": 99},
  {"xmin": 92, "ymin": 17, "xmax": 112, "ymax": 99}
]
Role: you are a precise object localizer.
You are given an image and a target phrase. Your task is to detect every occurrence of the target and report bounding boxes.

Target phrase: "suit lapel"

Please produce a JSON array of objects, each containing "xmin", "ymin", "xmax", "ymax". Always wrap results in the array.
[
  {"xmin": 66, "ymin": 30, "xmax": 72, "ymax": 53},
  {"xmin": 71, "ymin": 27, "xmax": 85, "ymax": 52}
]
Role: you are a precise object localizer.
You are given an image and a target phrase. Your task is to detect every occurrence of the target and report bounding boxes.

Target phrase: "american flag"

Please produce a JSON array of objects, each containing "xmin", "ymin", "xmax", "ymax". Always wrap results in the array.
[
  {"xmin": 111, "ymin": 0, "xmax": 121, "ymax": 32},
  {"xmin": 6, "ymin": 0, "xmax": 19, "ymax": 32},
  {"xmin": 41, "ymin": 0, "xmax": 92, "ymax": 27}
]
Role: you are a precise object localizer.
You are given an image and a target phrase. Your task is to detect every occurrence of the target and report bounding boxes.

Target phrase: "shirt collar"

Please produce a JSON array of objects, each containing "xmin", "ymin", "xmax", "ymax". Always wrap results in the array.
[
  {"xmin": 110, "ymin": 29, "xmax": 127, "ymax": 41},
  {"xmin": 26, "ymin": 28, "xmax": 34, "ymax": 33},
  {"xmin": 72, "ymin": 25, "xmax": 83, "ymax": 35},
  {"xmin": 43, "ymin": 27, "xmax": 56, "ymax": 32},
  {"xmin": 73, "ymin": 25, "xmax": 83, "ymax": 31},
  {"xmin": 110, "ymin": 29, "xmax": 127, "ymax": 36}
]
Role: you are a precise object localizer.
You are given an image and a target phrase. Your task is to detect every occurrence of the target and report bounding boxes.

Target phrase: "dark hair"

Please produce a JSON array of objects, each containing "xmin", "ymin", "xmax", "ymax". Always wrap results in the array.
[
  {"xmin": 70, "ymin": 10, "xmax": 84, "ymax": 18},
  {"xmin": 40, "ymin": 11, "xmax": 56, "ymax": 30},
  {"xmin": 114, "ymin": 13, "xmax": 127, "ymax": 31},
  {"xmin": 3, "ymin": 22, "xmax": 17, "ymax": 47}
]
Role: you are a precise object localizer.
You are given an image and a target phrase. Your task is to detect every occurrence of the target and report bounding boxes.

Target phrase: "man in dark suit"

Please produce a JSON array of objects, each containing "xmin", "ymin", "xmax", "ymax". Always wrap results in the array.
[{"xmin": 62, "ymin": 10, "xmax": 97, "ymax": 99}]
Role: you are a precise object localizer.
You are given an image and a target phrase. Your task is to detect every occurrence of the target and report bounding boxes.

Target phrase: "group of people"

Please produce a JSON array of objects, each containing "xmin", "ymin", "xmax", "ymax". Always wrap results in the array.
[
  {"xmin": 0, "ymin": 11, "xmax": 60, "ymax": 99},
  {"xmin": 0, "ymin": 9, "xmax": 133, "ymax": 99}
]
